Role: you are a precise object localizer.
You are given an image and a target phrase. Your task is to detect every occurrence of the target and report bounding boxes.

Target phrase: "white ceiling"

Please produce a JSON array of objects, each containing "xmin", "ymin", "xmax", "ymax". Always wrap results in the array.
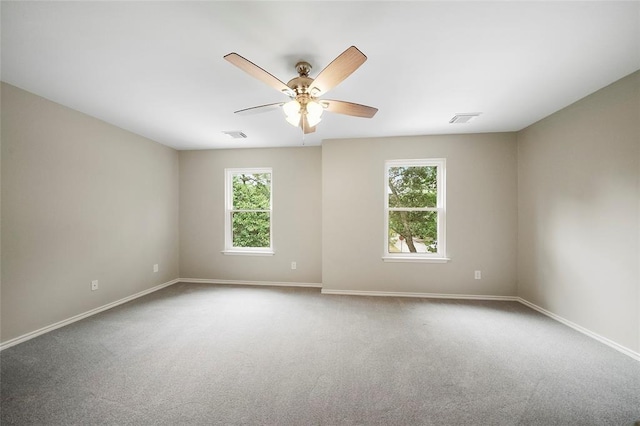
[{"xmin": 2, "ymin": 1, "xmax": 639, "ymax": 150}]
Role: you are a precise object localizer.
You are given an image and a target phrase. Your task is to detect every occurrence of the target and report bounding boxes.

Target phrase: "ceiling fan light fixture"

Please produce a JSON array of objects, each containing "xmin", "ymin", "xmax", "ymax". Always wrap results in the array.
[
  {"xmin": 283, "ymin": 100, "xmax": 300, "ymax": 116},
  {"xmin": 285, "ymin": 112, "xmax": 301, "ymax": 127},
  {"xmin": 307, "ymin": 114, "xmax": 322, "ymax": 127},
  {"xmin": 307, "ymin": 101, "xmax": 323, "ymax": 118},
  {"xmin": 283, "ymin": 100, "xmax": 302, "ymax": 126},
  {"xmin": 306, "ymin": 101, "xmax": 323, "ymax": 127}
]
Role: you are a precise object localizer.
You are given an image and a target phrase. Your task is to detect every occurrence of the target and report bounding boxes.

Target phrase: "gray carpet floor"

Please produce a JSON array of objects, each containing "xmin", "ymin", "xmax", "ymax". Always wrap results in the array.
[{"xmin": 1, "ymin": 282, "xmax": 639, "ymax": 425}]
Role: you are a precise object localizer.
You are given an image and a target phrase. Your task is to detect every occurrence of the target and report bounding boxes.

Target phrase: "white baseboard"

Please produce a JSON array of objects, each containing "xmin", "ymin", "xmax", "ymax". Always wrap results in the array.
[
  {"xmin": 321, "ymin": 288, "xmax": 519, "ymax": 302},
  {"xmin": 180, "ymin": 278, "xmax": 322, "ymax": 288},
  {"xmin": 0, "ymin": 278, "xmax": 180, "ymax": 351},
  {"xmin": 517, "ymin": 297, "xmax": 640, "ymax": 362}
]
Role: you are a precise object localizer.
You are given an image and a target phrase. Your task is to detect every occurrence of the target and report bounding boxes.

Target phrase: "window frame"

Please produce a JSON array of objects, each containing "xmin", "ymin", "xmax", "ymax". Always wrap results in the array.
[
  {"xmin": 383, "ymin": 158, "xmax": 449, "ymax": 263},
  {"xmin": 223, "ymin": 167, "xmax": 274, "ymax": 256}
]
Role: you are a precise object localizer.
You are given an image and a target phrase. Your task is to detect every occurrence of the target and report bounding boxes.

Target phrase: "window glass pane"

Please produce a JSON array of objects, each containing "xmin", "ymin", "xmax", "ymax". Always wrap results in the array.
[
  {"xmin": 232, "ymin": 173, "xmax": 271, "ymax": 210},
  {"xmin": 232, "ymin": 211, "xmax": 270, "ymax": 248},
  {"xmin": 388, "ymin": 166, "xmax": 437, "ymax": 208},
  {"xmin": 388, "ymin": 211, "xmax": 437, "ymax": 253}
]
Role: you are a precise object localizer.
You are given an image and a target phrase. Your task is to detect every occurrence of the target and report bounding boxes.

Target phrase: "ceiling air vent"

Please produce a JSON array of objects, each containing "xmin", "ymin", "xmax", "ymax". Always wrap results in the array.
[
  {"xmin": 222, "ymin": 131, "xmax": 247, "ymax": 139},
  {"xmin": 449, "ymin": 113, "xmax": 481, "ymax": 124}
]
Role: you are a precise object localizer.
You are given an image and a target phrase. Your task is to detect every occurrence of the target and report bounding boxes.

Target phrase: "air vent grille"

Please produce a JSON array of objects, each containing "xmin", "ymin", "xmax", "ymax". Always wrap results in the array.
[
  {"xmin": 449, "ymin": 113, "xmax": 481, "ymax": 124},
  {"xmin": 222, "ymin": 131, "xmax": 247, "ymax": 139}
]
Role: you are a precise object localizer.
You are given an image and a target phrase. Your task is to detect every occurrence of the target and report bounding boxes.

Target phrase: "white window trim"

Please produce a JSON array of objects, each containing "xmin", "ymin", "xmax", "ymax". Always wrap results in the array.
[
  {"xmin": 223, "ymin": 167, "xmax": 274, "ymax": 256},
  {"xmin": 383, "ymin": 158, "xmax": 449, "ymax": 263}
]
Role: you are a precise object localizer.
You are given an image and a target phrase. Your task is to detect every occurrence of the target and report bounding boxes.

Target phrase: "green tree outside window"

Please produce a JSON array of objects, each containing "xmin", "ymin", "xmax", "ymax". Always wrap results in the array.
[
  {"xmin": 387, "ymin": 164, "xmax": 440, "ymax": 254},
  {"xmin": 230, "ymin": 172, "xmax": 271, "ymax": 248}
]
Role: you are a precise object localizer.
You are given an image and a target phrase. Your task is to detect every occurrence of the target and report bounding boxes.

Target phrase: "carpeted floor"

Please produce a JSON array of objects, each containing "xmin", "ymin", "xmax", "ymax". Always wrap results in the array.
[{"xmin": 1, "ymin": 282, "xmax": 639, "ymax": 425}]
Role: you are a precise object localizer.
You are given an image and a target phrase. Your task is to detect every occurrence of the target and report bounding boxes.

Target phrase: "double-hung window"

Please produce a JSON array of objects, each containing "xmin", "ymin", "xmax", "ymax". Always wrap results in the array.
[
  {"xmin": 224, "ymin": 168, "xmax": 273, "ymax": 255},
  {"xmin": 384, "ymin": 159, "xmax": 448, "ymax": 262}
]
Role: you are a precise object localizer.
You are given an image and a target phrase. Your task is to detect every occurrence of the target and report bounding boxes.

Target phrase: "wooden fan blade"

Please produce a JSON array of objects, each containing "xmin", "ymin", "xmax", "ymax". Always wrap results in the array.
[
  {"xmin": 321, "ymin": 100, "xmax": 378, "ymax": 118},
  {"xmin": 302, "ymin": 115, "xmax": 316, "ymax": 134},
  {"xmin": 234, "ymin": 102, "xmax": 284, "ymax": 115},
  {"xmin": 309, "ymin": 46, "xmax": 367, "ymax": 96},
  {"xmin": 224, "ymin": 53, "xmax": 294, "ymax": 96}
]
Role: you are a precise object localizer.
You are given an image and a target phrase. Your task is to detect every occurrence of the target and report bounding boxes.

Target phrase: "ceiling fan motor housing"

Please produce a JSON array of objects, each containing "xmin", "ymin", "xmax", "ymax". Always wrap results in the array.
[
  {"xmin": 287, "ymin": 61, "xmax": 320, "ymax": 101},
  {"xmin": 287, "ymin": 76, "xmax": 314, "ymax": 96}
]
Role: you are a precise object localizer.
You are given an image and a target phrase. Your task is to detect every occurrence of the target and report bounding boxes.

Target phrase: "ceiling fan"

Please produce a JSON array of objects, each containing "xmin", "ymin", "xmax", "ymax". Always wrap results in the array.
[{"xmin": 223, "ymin": 46, "xmax": 378, "ymax": 134}]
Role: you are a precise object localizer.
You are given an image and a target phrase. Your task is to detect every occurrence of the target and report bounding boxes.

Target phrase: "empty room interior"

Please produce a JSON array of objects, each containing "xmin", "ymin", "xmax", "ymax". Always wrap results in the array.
[{"xmin": 1, "ymin": 1, "xmax": 640, "ymax": 425}]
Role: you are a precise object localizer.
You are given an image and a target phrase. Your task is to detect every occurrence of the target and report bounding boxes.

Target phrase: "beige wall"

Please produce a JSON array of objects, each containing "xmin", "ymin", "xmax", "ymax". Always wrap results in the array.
[
  {"xmin": 322, "ymin": 133, "xmax": 518, "ymax": 295},
  {"xmin": 1, "ymin": 83, "xmax": 180, "ymax": 343},
  {"xmin": 179, "ymin": 147, "xmax": 322, "ymax": 284},
  {"xmin": 517, "ymin": 71, "xmax": 640, "ymax": 352}
]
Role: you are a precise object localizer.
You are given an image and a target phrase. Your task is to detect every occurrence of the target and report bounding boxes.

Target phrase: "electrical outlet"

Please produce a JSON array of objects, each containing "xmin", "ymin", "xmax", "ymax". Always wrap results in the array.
[
  {"xmin": 153, "ymin": 264, "xmax": 159, "ymax": 273},
  {"xmin": 91, "ymin": 280, "xmax": 99, "ymax": 291},
  {"xmin": 474, "ymin": 270, "xmax": 482, "ymax": 280},
  {"xmin": 291, "ymin": 261, "xmax": 297, "ymax": 270}
]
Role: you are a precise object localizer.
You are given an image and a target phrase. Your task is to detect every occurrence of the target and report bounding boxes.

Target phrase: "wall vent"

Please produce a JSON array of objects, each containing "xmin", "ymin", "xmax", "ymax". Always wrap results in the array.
[
  {"xmin": 449, "ymin": 113, "xmax": 481, "ymax": 124},
  {"xmin": 222, "ymin": 131, "xmax": 247, "ymax": 139}
]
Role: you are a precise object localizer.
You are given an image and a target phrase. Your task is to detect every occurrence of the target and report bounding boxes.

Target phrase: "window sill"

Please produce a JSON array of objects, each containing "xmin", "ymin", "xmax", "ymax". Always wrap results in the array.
[
  {"xmin": 382, "ymin": 256, "xmax": 450, "ymax": 263},
  {"xmin": 222, "ymin": 250, "xmax": 275, "ymax": 256}
]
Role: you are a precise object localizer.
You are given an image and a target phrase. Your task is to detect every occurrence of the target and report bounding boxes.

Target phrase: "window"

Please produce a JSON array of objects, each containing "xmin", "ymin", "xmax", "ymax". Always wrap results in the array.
[
  {"xmin": 224, "ymin": 168, "xmax": 273, "ymax": 255},
  {"xmin": 384, "ymin": 159, "xmax": 448, "ymax": 262}
]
